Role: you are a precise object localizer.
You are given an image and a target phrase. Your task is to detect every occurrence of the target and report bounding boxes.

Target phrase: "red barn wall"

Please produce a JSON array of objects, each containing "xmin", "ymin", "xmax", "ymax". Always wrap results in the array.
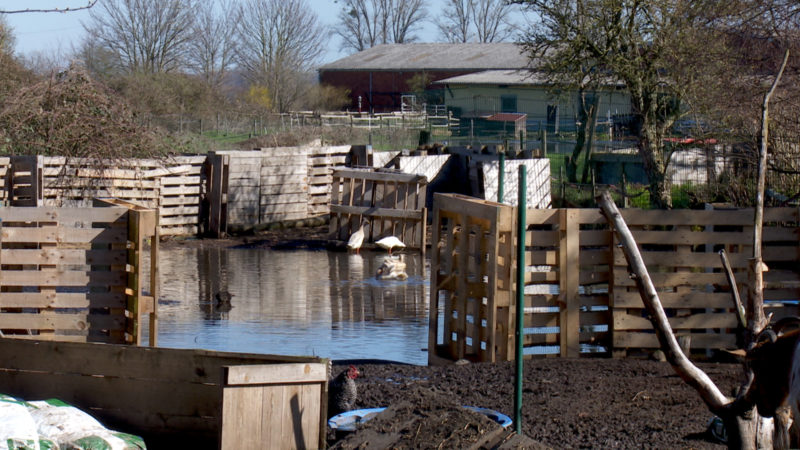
[{"xmin": 319, "ymin": 70, "xmax": 474, "ymax": 112}]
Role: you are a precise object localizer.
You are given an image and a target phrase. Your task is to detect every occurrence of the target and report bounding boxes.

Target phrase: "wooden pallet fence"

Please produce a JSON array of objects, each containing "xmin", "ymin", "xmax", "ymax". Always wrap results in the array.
[
  {"xmin": 308, "ymin": 145, "xmax": 350, "ymax": 216},
  {"xmin": 7, "ymin": 155, "xmax": 42, "ymax": 206},
  {"xmin": 610, "ymin": 207, "xmax": 800, "ymax": 355},
  {"xmin": 330, "ymin": 169, "xmax": 428, "ymax": 251},
  {"xmin": 0, "ymin": 339, "xmax": 328, "ymax": 449},
  {"xmin": 428, "ymin": 194, "xmax": 514, "ymax": 364},
  {"xmin": 156, "ymin": 156, "xmax": 206, "ymax": 236},
  {"xmin": 429, "ymin": 194, "xmax": 800, "ymax": 363},
  {"xmin": 0, "ymin": 203, "xmax": 157, "ymax": 346}
]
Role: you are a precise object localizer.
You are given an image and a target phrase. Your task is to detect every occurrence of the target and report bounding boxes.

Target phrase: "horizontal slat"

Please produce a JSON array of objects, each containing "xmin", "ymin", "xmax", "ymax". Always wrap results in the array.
[
  {"xmin": 613, "ymin": 291, "xmax": 736, "ymax": 309},
  {"xmin": 2, "ymin": 227, "xmax": 127, "ymax": 244},
  {"xmin": 0, "ymin": 270, "xmax": 126, "ymax": 287},
  {"xmin": 614, "ymin": 332, "xmax": 737, "ymax": 349},
  {"xmin": 0, "ymin": 292, "xmax": 126, "ymax": 308},
  {"xmin": 330, "ymin": 204, "xmax": 423, "ymax": 220},
  {"xmin": 0, "ymin": 313, "xmax": 125, "ymax": 331},
  {"xmin": 1, "ymin": 249, "xmax": 126, "ymax": 265},
  {"xmin": 224, "ymin": 363, "xmax": 327, "ymax": 386},
  {"xmin": 613, "ymin": 311, "xmax": 737, "ymax": 330},
  {"xmin": 0, "ymin": 207, "xmax": 128, "ymax": 223}
]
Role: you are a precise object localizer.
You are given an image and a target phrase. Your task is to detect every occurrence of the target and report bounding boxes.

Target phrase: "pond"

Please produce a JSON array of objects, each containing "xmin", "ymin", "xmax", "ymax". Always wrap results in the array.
[{"xmin": 144, "ymin": 248, "xmax": 431, "ymax": 365}]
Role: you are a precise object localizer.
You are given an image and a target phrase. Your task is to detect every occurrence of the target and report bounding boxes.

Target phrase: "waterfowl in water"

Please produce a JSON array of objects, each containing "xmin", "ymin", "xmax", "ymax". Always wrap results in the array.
[
  {"xmin": 376, "ymin": 255, "xmax": 408, "ymax": 281},
  {"xmin": 347, "ymin": 219, "xmax": 369, "ymax": 254},
  {"xmin": 375, "ymin": 236, "xmax": 405, "ymax": 255}
]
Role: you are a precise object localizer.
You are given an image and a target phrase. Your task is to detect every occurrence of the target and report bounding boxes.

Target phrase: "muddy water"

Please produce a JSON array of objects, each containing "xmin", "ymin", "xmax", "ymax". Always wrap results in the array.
[{"xmin": 145, "ymin": 248, "xmax": 430, "ymax": 365}]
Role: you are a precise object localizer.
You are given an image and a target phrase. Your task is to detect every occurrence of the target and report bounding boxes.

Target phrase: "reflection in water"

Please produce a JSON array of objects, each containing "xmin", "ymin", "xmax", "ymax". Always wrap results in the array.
[{"xmin": 145, "ymin": 248, "xmax": 430, "ymax": 365}]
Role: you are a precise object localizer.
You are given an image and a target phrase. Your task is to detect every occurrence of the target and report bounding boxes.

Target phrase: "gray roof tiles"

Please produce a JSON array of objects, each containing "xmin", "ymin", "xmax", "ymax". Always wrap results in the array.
[{"xmin": 319, "ymin": 43, "xmax": 531, "ymax": 71}]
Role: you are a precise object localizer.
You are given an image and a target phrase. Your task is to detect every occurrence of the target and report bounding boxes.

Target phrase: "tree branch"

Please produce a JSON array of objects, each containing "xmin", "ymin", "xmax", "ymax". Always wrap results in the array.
[
  {"xmin": 0, "ymin": 1, "xmax": 98, "ymax": 14},
  {"xmin": 596, "ymin": 190, "xmax": 730, "ymax": 412}
]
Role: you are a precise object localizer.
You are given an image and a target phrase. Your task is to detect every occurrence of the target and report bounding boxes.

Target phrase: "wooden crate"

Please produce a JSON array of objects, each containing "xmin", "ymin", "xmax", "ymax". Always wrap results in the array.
[
  {"xmin": 0, "ymin": 338, "xmax": 328, "ymax": 450},
  {"xmin": 0, "ymin": 204, "xmax": 157, "ymax": 346},
  {"xmin": 428, "ymin": 193, "xmax": 514, "ymax": 364},
  {"xmin": 330, "ymin": 169, "xmax": 428, "ymax": 251},
  {"xmin": 308, "ymin": 145, "xmax": 349, "ymax": 216}
]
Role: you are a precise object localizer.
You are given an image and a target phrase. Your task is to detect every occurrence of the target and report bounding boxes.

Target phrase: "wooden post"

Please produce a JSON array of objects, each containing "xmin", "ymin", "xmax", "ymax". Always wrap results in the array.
[
  {"xmin": 207, "ymin": 153, "xmax": 229, "ymax": 238},
  {"xmin": 559, "ymin": 209, "xmax": 580, "ymax": 357}
]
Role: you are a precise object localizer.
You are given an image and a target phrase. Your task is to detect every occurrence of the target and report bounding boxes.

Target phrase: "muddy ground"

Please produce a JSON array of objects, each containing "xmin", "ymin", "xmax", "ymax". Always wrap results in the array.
[
  {"xmin": 330, "ymin": 358, "xmax": 740, "ymax": 449},
  {"xmin": 162, "ymin": 226, "xmax": 742, "ymax": 449}
]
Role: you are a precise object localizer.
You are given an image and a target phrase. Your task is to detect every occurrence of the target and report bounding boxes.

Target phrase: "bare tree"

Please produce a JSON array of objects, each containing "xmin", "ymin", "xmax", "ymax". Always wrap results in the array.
[
  {"xmin": 335, "ymin": 0, "xmax": 427, "ymax": 52},
  {"xmin": 471, "ymin": 0, "xmax": 517, "ymax": 43},
  {"xmin": 236, "ymin": 0, "xmax": 326, "ymax": 112},
  {"xmin": 435, "ymin": 0, "xmax": 472, "ymax": 43},
  {"xmin": 436, "ymin": 0, "xmax": 516, "ymax": 43},
  {"xmin": 0, "ymin": 14, "xmax": 13, "ymax": 55},
  {"xmin": 187, "ymin": 0, "xmax": 240, "ymax": 89},
  {"xmin": 82, "ymin": 0, "xmax": 197, "ymax": 74}
]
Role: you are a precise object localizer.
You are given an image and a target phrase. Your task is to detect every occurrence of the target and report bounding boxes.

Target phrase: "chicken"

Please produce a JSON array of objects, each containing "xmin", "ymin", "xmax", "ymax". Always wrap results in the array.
[{"xmin": 328, "ymin": 365, "xmax": 359, "ymax": 418}]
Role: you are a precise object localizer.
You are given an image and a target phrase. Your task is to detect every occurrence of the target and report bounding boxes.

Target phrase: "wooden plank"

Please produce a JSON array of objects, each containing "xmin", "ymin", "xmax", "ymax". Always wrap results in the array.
[
  {"xmin": 0, "ymin": 207, "xmax": 127, "ymax": 223},
  {"xmin": 0, "ymin": 270, "xmax": 126, "ymax": 287},
  {"xmin": 614, "ymin": 332, "xmax": 736, "ymax": 349},
  {"xmin": 613, "ymin": 271, "xmax": 731, "ymax": 287},
  {"xmin": 0, "ymin": 313, "xmax": 125, "ymax": 330},
  {"xmin": 333, "ymin": 169, "xmax": 426, "ymax": 184},
  {"xmin": 1, "ymin": 248, "xmax": 127, "ymax": 265},
  {"xmin": 1, "ymin": 227, "xmax": 128, "ymax": 244},
  {"xmin": 613, "ymin": 311, "xmax": 737, "ymax": 330},
  {"xmin": 0, "ymin": 292, "xmax": 126, "ymax": 308},
  {"xmin": 560, "ymin": 209, "xmax": 580, "ymax": 357},
  {"xmin": 613, "ymin": 291, "xmax": 737, "ymax": 309},
  {"xmin": 225, "ymin": 363, "xmax": 327, "ymax": 385},
  {"xmin": 330, "ymin": 204, "xmax": 423, "ymax": 220}
]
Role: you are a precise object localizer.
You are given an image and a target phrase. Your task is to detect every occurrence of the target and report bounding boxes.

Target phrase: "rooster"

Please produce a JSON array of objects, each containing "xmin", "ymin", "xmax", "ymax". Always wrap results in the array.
[{"xmin": 328, "ymin": 365, "xmax": 359, "ymax": 418}]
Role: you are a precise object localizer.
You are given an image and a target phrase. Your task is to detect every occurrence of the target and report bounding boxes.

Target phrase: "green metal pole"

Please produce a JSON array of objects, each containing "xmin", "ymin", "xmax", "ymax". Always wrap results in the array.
[
  {"xmin": 514, "ymin": 164, "xmax": 527, "ymax": 434},
  {"xmin": 498, "ymin": 152, "xmax": 505, "ymax": 203}
]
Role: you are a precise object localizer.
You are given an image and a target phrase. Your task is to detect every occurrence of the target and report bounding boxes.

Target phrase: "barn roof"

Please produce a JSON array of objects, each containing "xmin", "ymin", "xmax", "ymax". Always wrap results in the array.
[
  {"xmin": 433, "ymin": 70, "xmax": 549, "ymax": 86},
  {"xmin": 318, "ymin": 43, "xmax": 531, "ymax": 72},
  {"xmin": 433, "ymin": 69, "xmax": 627, "ymax": 88}
]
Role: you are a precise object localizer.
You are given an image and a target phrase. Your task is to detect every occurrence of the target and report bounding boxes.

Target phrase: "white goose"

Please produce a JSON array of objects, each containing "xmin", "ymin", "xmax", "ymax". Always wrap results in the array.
[
  {"xmin": 347, "ymin": 219, "xmax": 369, "ymax": 254},
  {"xmin": 375, "ymin": 236, "xmax": 405, "ymax": 255}
]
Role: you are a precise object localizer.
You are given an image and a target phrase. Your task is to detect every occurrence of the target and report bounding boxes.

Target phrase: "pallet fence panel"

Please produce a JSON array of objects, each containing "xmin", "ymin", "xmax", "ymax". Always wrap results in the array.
[
  {"xmin": 157, "ymin": 156, "xmax": 206, "ymax": 236},
  {"xmin": 308, "ymin": 145, "xmax": 349, "ymax": 216},
  {"xmin": 0, "ymin": 204, "xmax": 157, "ymax": 345},
  {"xmin": 428, "ymin": 194, "xmax": 514, "ymax": 365},
  {"xmin": 259, "ymin": 147, "xmax": 310, "ymax": 224},
  {"xmin": 329, "ymin": 169, "xmax": 428, "ymax": 251},
  {"xmin": 8, "ymin": 155, "xmax": 43, "ymax": 206},
  {"xmin": 430, "ymin": 196, "xmax": 798, "ymax": 363}
]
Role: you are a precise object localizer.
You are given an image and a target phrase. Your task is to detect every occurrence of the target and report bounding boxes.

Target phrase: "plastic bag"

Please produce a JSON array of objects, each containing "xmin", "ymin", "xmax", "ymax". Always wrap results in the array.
[
  {"xmin": 27, "ymin": 399, "xmax": 145, "ymax": 450},
  {"xmin": 0, "ymin": 394, "xmax": 40, "ymax": 450}
]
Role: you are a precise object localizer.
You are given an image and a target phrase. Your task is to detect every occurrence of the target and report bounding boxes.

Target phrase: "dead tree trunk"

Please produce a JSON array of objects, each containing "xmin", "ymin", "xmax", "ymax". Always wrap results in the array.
[{"xmin": 596, "ymin": 191, "xmax": 771, "ymax": 449}]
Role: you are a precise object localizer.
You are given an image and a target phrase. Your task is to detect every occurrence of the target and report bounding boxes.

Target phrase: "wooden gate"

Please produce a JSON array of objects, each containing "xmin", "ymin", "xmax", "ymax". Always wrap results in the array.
[{"xmin": 329, "ymin": 169, "xmax": 428, "ymax": 251}]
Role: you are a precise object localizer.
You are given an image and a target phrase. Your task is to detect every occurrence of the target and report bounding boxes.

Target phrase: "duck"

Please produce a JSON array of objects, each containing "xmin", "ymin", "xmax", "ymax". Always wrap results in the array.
[
  {"xmin": 375, "ymin": 236, "xmax": 405, "ymax": 255},
  {"xmin": 213, "ymin": 291, "xmax": 233, "ymax": 313},
  {"xmin": 347, "ymin": 219, "xmax": 369, "ymax": 254},
  {"xmin": 376, "ymin": 255, "xmax": 408, "ymax": 281}
]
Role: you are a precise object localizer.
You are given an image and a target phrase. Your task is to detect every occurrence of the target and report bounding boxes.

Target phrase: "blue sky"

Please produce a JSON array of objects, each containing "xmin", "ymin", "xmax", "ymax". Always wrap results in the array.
[{"xmin": 3, "ymin": 0, "xmax": 473, "ymax": 64}]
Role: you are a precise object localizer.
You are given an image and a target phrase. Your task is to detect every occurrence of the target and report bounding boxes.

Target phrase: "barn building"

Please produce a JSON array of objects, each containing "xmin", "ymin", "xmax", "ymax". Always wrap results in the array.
[
  {"xmin": 318, "ymin": 43, "xmax": 529, "ymax": 113},
  {"xmin": 433, "ymin": 70, "xmax": 632, "ymax": 134}
]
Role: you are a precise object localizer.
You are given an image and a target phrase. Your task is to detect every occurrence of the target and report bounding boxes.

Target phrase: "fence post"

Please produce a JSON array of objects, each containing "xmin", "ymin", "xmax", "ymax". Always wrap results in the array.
[
  {"xmin": 498, "ymin": 152, "xmax": 505, "ymax": 203},
  {"xmin": 560, "ymin": 165, "xmax": 566, "ymax": 207},
  {"xmin": 559, "ymin": 209, "xmax": 580, "ymax": 357},
  {"xmin": 207, "ymin": 153, "xmax": 229, "ymax": 238},
  {"xmin": 514, "ymin": 164, "xmax": 527, "ymax": 434}
]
